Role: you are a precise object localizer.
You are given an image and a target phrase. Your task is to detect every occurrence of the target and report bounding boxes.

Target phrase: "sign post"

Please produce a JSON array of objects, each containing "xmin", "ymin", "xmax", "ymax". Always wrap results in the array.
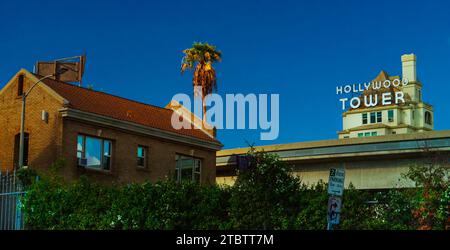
[{"xmin": 327, "ymin": 167, "xmax": 345, "ymax": 230}]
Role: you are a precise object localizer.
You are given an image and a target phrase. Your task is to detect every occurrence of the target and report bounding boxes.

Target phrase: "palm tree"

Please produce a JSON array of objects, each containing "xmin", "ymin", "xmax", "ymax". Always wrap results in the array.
[{"xmin": 181, "ymin": 42, "xmax": 222, "ymax": 123}]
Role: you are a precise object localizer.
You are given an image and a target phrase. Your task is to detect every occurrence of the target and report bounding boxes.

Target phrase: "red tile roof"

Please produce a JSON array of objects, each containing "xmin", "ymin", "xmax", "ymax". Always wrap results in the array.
[{"xmin": 38, "ymin": 75, "xmax": 219, "ymax": 144}]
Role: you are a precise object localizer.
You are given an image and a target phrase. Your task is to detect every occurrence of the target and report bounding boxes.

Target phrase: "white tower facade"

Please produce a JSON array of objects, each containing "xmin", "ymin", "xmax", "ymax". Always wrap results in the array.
[{"xmin": 339, "ymin": 54, "xmax": 434, "ymax": 139}]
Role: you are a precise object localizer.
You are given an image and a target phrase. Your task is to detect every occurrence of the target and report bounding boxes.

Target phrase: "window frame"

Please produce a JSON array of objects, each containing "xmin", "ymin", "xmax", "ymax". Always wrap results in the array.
[
  {"xmin": 77, "ymin": 134, "xmax": 112, "ymax": 171},
  {"xmin": 102, "ymin": 140, "xmax": 112, "ymax": 171},
  {"xmin": 376, "ymin": 111, "xmax": 382, "ymax": 123},
  {"xmin": 175, "ymin": 154, "xmax": 202, "ymax": 183},
  {"xmin": 425, "ymin": 111, "xmax": 432, "ymax": 125},
  {"xmin": 17, "ymin": 75, "xmax": 24, "ymax": 96},
  {"xmin": 388, "ymin": 110, "xmax": 394, "ymax": 122},
  {"xmin": 137, "ymin": 145, "xmax": 148, "ymax": 169},
  {"xmin": 370, "ymin": 112, "xmax": 376, "ymax": 123},
  {"xmin": 362, "ymin": 113, "xmax": 368, "ymax": 125}
]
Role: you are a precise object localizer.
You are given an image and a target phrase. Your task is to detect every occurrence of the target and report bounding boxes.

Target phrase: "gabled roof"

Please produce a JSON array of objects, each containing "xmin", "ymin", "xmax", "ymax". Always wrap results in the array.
[
  {"xmin": 166, "ymin": 100, "xmax": 216, "ymax": 137},
  {"xmin": 373, "ymin": 70, "xmax": 389, "ymax": 82},
  {"xmin": 35, "ymin": 74, "xmax": 220, "ymax": 144},
  {"xmin": 349, "ymin": 70, "xmax": 409, "ymax": 111}
]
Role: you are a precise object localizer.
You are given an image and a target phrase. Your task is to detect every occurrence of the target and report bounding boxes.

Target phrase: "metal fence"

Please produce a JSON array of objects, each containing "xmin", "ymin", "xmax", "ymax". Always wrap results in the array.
[{"xmin": 0, "ymin": 170, "xmax": 25, "ymax": 230}]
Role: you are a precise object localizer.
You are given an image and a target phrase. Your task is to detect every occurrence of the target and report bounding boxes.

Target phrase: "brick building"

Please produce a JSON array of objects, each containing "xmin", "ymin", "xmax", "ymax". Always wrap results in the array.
[{"xmin": 0, "ymin": 69, "xmax": 222, "ymax": 185}]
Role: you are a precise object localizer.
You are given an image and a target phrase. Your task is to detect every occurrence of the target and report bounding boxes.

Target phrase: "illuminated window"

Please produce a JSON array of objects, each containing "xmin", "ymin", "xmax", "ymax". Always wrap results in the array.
[
  {"xmin": 364, "ymin": 132, "xmax": 371, "ymax": 137},
  {"xmin": 77, "ymin": 135, "xmax": 112, "ymax": 170},
  {"xmin": 137, "ymin": 146, "xmax": 147, "ymax": 168}
]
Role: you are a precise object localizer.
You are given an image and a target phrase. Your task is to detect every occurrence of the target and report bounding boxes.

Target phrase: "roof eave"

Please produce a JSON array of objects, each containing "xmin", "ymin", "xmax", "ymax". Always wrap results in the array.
[{"xmin": 59, "ymin": 108, "xmax": 223, "ymax": 151}]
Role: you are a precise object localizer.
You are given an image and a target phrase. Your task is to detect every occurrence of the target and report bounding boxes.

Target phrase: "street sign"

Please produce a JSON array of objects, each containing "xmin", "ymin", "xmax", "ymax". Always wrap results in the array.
[
  {"xmin": 327, "ymin": 196, "xmax": 341, "ymax": 225},
  {"xmin": 327, "ymin": 168, "xmax": 345, "ymax": 196}
]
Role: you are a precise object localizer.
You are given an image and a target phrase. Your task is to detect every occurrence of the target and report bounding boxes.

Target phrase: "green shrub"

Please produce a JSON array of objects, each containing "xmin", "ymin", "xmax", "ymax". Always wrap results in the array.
[
  {"xmin": 294, "ymin": 181, "xmax": 328, "ymax": 229},
  {"xmin": 228, "ymin": 150, "xmax": 303, "ymax": 229},
  {"xmin": 23, "ymin": 178, "xmax": 230, "ymax": 230},
  {"xmin": 22, "ymin": 150, "xmax": 448, "ymax": 230}
]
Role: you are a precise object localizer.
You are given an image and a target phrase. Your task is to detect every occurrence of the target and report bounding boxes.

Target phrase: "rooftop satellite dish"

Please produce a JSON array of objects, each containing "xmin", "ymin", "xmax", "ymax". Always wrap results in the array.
[{"xmin": 36, "ymin": 55, "xmax": 86, "ymax": 85}]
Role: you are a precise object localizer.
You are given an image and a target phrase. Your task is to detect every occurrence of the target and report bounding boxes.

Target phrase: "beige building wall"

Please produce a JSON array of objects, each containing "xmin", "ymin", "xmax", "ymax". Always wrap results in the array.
[
  {"xmin": 217, "ymin": 131, "xmax": 450, "ymax": 189},
  {"xmin": 292, "ymin": 159, "xmax": 414, "ymax": 189},
  {"xmin": 217, "ymin": 158, "xmax": 415, "ymax": 189}
]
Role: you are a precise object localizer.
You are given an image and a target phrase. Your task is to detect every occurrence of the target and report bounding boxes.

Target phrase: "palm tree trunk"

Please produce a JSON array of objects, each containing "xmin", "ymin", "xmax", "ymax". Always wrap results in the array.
[{"xmin": 202, "ymin": 95, "xmax": 207, "ymax": 128}]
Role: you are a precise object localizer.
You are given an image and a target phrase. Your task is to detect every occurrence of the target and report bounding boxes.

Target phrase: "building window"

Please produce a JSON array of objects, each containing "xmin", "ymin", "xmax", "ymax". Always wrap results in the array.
[
  {"xmin": 376, "ymin": 111, "xmax": 382, "ymax": 123},
  {"xmin": 343, "ymin": 136, "xmax": 349, "ymax": 139},
  {"xmin": 362, "ymin": 113, "xmax": 368, "ymax": 124},
  {"xmin": 137, "ymin": 146, "xmax": 147, "ymax": 168},
  {"xmin": 17, "ymin": 75, "xmax": 24, "ymax": 96},
  {"xmin": 77, "ymin": 135, "xmax": 84, "ymax": 160},
  {"xmin": 425, "ymin": 111, "xmax": 432, "ymax": 125},
  {"xmin": 175, "ymin": 155, "xmax": 201, "ymax": 183},
  {"xmin": 103, "ymin": 140, "xmax": 112, "ymax": 170},
  {"xmin": 368, "ymin": 112, "xmax": 382, "ymax": 124},
  {"xmin": 370, "ymin": 112, "xmax": 376, "ymax": 123},
  {"xmin": 358, "ymin": 131, "xmax": 377, "ymax": 137},
  {"xmin": 388, "ymin": 110, "xmax": 394, "ymax": 122},
  {"xmin": 77, "ymin": 135, "xmax": 112, "ymax": 171},
  {"xmin": 14, "ymin": 133, "xmax": 29, "ymax": 168}
]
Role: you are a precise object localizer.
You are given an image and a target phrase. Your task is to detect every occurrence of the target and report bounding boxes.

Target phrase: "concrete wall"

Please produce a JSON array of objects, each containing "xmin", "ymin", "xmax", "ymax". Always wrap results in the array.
[
  {"xmin": 217, "ymin": 131, "xmax": 450, "ymax": 188},
  {"xmin": 216, "ymin": 157, "xmax": 416, "ymax": 189},
  {"xmin": 292, "ymin": 158, "xmax": 414, "ymax": 189}
]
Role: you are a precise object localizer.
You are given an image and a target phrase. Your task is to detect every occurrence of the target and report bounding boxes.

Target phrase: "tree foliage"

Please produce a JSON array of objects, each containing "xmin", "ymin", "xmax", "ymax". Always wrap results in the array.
[
  {"xmin": 228, "ymin": 150, "xmax": 303, "ymax": 229},
  {"xmin": 181, "ymin": 42, "xmax": 222, "ymax": 116},
  {"xmin": 21, "ymin": 150, "xmax": 449, "ymax": 230}
]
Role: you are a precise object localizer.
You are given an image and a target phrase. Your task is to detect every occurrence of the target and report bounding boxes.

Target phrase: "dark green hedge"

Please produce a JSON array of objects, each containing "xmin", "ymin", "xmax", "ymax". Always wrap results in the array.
[{"xmin": 20, "ymin": 151, "xmax": 449, "ymax": 230}]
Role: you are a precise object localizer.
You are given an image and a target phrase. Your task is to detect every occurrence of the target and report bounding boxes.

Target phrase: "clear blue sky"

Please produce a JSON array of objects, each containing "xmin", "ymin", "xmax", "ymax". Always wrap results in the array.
[{"xmin": 1, "ymin": 0, "xmax": 450, "ymax": 149}]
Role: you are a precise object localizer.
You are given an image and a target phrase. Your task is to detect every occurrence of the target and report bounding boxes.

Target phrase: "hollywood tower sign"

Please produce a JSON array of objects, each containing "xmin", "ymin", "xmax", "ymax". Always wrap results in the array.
[
  {"xmin": 337, "ymin": 54, "xmax": 434, "ymax": 139},
  {"xmin": 337, "ymin": 77, "xmax": 408, "ymax": 110}
]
